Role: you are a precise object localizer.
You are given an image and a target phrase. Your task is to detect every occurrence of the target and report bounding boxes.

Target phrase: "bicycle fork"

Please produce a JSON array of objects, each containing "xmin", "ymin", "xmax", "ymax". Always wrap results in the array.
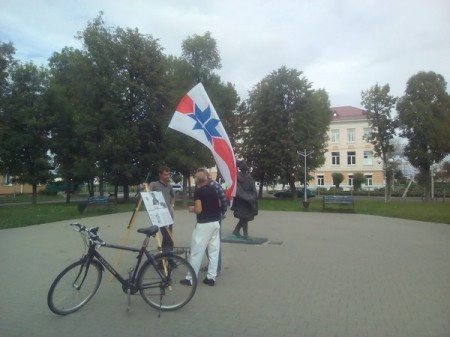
[{"xmin": 73, "ymin": 260, "xmax": 91, "ymax": 290}]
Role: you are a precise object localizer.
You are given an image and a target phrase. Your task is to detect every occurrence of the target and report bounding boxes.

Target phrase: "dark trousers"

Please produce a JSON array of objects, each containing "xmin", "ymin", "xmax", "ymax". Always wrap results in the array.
[
  {"xmin": 160, "ymin": 224, "xmax": 174, "ymax": 251},
  {"xmin": 234, "ymin": 219, "xmax": 249, "ymax": 236}
]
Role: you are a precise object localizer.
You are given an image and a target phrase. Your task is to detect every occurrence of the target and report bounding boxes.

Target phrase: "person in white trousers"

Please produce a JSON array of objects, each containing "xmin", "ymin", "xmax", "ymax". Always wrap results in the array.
[{"xmin": 181, "ymin": 170, "xmax": 221, "ymax": 287}]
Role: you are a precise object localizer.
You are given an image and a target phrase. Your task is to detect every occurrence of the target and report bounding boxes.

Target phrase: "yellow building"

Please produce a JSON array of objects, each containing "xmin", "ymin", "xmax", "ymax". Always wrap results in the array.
[
  {"xmin": 0, "ymin": 174, "xmax": 45, "ymax": 195},
  {"xmin": 312, "ymin": 106, "xmax": 384, "ymax": 191}
]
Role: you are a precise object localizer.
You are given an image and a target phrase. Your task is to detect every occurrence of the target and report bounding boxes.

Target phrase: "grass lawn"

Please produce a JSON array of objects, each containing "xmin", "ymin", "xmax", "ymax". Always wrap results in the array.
[
  {"xmin": 258, "ymin": 197, "xmax": 450, "ymax": 224},
  {"xmin": 0, "ymin": 195, "xmax": 449, "ymax": 230}
]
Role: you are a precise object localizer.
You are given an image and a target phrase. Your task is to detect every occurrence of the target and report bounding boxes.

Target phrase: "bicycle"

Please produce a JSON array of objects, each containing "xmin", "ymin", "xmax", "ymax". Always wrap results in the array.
[{"xmin": 47, "ymin": 223, "xmax": 197, "ymax": 316}]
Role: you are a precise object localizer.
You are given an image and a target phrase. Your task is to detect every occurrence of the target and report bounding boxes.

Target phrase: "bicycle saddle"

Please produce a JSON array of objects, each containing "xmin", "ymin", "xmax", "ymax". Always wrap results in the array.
[{"xmin": 137, "ymin": 225, "xmax": 159, "ymax": 236}]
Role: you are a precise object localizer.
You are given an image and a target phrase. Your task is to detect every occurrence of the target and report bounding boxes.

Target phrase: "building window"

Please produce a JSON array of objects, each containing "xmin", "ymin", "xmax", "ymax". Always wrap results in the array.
[
  {"xmin": 347, "ymin": 151, "xmax": 356, "ymax": 165},
  {"xmin": 363, "ymin": 128, "xmax": 371, "ymax": 142},
  {"xmin": 348, "ymin": 175, "xmax": 354, "ymax": 186},
  {"xmin": 364, "ymin": 151, "xmax": 373, "ymax": 165},
  {"xmin": 3, "ymin": 173, "xmax": 12, "ymax": 185},
  {"xmin": 331, "ymin": 129, "xmax": 339, "ymax": 143},
  {"xmin": 332, "ymin": 152, "xmax": 340, "ymax": 165},
  {"xmin": 347, "ymin": 128, "xmax": 356, "ymax": 143},
  {"xmin": 365, "ymin": 175, "xmax": 373, "ymax": 186},
  {"xmin": 317, "ymin": 175, "xmax": 324, "ymax": 186}
]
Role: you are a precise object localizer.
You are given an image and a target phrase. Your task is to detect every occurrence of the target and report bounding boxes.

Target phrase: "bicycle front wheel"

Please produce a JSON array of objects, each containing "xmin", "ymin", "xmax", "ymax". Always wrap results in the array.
[
  {"xmin": 138, "ymin": 254, "xmax": 197, "ymax": 311},
  {"xmin": 47, "ymin": 259, "xmax": 102, "ymax": 315}
]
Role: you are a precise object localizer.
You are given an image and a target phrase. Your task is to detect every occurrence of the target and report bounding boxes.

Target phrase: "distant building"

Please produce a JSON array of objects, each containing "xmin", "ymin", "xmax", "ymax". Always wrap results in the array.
[
  {"xmin": 0, "ymin": 173, "xmax": 45, "ymax": 195},
  {"xmin": 311, "ymin": 106, "xmax": 384, "ymax": 191}
]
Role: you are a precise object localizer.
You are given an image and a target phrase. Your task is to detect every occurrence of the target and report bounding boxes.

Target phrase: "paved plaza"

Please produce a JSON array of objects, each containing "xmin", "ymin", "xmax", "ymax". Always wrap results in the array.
[{"xmin": 1, "ymin": 209, "xmax": 449, "ymax": 337}]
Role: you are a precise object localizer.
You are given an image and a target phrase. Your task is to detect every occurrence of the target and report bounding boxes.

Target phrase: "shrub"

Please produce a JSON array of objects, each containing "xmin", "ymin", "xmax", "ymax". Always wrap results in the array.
[{"xmin": 39, "ymin": 189, "xmax": 58, "ymax": 196}]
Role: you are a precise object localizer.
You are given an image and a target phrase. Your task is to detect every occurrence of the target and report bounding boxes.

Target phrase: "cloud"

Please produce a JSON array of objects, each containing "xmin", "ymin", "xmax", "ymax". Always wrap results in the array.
[{"xmin": 1, "ymin": 0, "xmax": 449, "ymax": 107}]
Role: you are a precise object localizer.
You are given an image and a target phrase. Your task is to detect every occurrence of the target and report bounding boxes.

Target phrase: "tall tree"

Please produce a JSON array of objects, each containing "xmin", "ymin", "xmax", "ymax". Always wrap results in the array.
[
  {"xmin": 181, "ymin": 31, "xmax": 221, "ymax": 83},
  {"xmin": 0, "ymin": 42, "xmax": 17, "ymax": 173},
  {"xmin": 397, "ymin": 71, "xmax": 450, "ymax": 201},
  {"xmin": 361, "ymin": 83, "xmax": 398, "ymax": 202},
  {"xmin": 0, "ymin": 62, "xmax": 52, "ymax": 204},
  {"xmin": 47, "ymin": 47, "xmax": 101, "ymax": 202},
  {"xmin": 49, "ymin": 14, "xmax": 170, "ymax": 200},
  {"xmin": 0, "ymin": 42, "xmax": 16, "ymax": 97},
  {"xmin": 242, "ymin": 66, "xmax": 331, "ymax": 197}
]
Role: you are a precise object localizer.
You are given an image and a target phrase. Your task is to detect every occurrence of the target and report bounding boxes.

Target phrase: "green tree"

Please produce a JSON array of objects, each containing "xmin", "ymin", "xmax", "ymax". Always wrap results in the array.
[
  {"xmin": 0, "ymin": 42, "xmax": 16, "ymax": 96},
  {"xmin": 396, "ymin": 71, "xmax": 450, "ymax": 201},
  {"xmin": 332, "ymin": 172, "xmax": 344, "ymax": 190},
  {"xmin": 49, "ymin": 14, "xmax": 170, "ymax": 200},
  {"xmin": 242, "ymin": 66, "xmax": 331, "ymax": 198},
  {"xmin": 0, "ymin": 62, "xmax": 52, "ymax": 204},
  {"xmin": 181, "ymin": 31, "xmax": 221, "ymax": 83},
  {"xmin": 0, "ymin": 41, "xmax": 17, "ymax": 173},
  {"xmin": 47, "ymin": 47, "xmax": 101, "ymax": 202},
  {"xmin": 361, "ymin": 83, "xmax": 398, "ymax": 202},
  {"xmin": 353, "ymin": 172, "xmax": 365, "ymax": 191}
]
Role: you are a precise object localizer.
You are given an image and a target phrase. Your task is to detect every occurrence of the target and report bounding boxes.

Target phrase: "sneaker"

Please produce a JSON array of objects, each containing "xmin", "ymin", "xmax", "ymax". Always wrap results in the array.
[
  {"xmin": 180, "ymin": 279, "xmax": 192, "ymax": 286},
  {"xmin": 232, "ymin": 230, "xmax": 241, "ymax": 237},
  {"xmin": 203, "ymin": 278, "xmax": 215, "ymax": 286}
]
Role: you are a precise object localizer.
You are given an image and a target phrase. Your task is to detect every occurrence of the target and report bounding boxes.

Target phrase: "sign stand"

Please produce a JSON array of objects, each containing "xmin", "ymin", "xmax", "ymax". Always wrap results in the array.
[{"xmin": 109, "ymin": 183, "xmax": 175, "ymax": 281}]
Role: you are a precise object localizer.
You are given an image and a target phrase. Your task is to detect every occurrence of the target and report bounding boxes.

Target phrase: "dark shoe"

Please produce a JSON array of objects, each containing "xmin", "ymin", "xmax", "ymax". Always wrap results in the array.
[
  {"xmin": 168, "ymin": 259, "xmax": 178, "ymax": 269},
  {"xmin": 232, "ymin": 230, "xmax": 241, "ymax": 237},
  {"xmin": 202, "ymin": 278, "xmax": 215, "ymax": 286},
  {"xmin": 180, "ymin": 279, "xmax": 192, "ymax": 286}
]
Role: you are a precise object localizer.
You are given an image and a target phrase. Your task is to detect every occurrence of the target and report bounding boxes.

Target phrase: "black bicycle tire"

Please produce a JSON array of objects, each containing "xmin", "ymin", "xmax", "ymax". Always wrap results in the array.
[
  {"xmin": 47, "ymin": 259, "xmax": 102, "ymax": 315},
  {"xmin": 138, "ymin": 254, "xmax": 197, "ymax": 311}
]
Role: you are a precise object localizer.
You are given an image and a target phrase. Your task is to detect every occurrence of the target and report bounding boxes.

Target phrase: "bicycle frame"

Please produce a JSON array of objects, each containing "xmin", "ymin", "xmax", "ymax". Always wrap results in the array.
[{"xmin": 84, "ymin": 235, "xmax": 166, "ymax": 289}]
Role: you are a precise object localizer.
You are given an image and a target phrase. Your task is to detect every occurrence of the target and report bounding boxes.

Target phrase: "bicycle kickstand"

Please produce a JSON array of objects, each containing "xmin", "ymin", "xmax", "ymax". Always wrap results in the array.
[
  {"xmin": 126, "ymin": 268, "xmax": 133, "ymax": 313},
  {"xmin": 127, "ymin": 289, "xmax": 132, "ymax": 312}
]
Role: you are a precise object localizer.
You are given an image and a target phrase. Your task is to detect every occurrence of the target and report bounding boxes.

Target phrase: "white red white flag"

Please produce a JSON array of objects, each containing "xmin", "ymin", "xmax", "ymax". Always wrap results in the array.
[{"xmin": 168, "ymin": 83, "xmax": 236, "ymax": 199}]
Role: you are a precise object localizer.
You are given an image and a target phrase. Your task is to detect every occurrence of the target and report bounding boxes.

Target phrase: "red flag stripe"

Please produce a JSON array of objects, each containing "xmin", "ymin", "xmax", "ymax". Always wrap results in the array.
[
  {"xmin": 176, "ymin": 95, "xmax": 194, "ymax": 114},
  {"xmin": 212, "ymin": 137, "xmax": 236, "ymax": 200}
]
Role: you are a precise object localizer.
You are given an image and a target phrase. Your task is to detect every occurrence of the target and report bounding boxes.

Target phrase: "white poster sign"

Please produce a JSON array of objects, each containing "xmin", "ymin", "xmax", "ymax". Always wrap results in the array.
[{"xmin": 140, "ymin": 191, "xmax": 173, "ymax": 228}]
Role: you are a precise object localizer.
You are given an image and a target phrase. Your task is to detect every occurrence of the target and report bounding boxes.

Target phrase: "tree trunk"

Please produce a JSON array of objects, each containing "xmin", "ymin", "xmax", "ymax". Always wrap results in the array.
[
  {"xmin": 182, "ymin": 173, "xmax": 190, "ymax": 207},
  {"xmin": 99, "ymin": 175, "xmax": 104, "ymax": 196},
  {"xmin": 65, "ymin": 179, "xmax": 72, "ymax": 203},
  {"xmin": 32, "ymin": 184, "xmax": 37, "ymax": 205},
  {"xmin": 258, "ymin": 173, "xmax": 264, "ymax": 199},
  {"xmin": 87, "ymin": 179, "xmax": 94, "ymax": 196},
  {"xmin": 288, "ymin": 175, "xmax": 297, "ymax": 199},
  {"xmin": 123, "ymin": 184, "xmax": 129, "ymax": 201}
]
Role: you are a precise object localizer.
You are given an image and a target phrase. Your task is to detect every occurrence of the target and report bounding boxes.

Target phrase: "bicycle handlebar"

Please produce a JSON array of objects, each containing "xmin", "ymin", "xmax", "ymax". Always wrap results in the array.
[{"xmin": 70, "ymin": 223, "xmax": 105, "ymax": 246}]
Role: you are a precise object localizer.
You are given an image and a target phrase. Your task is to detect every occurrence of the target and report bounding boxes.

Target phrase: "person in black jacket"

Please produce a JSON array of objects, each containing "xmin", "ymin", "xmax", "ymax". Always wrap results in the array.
[{"xmin": 231, "ymin": 160, "xmax": 258, "ymax": 240}]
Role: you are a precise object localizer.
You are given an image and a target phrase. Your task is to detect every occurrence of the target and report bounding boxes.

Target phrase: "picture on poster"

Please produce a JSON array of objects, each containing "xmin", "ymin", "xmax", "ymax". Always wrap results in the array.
[{"xmin": 140, "ymin": 191, "xmax": 173, "ymax": 228}]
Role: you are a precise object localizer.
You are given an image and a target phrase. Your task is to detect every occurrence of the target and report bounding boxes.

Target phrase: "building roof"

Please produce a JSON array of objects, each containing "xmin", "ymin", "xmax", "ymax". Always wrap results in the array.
[{"xmin": 330, "ymin": 106, "xmax": 367, "ymax": 121}]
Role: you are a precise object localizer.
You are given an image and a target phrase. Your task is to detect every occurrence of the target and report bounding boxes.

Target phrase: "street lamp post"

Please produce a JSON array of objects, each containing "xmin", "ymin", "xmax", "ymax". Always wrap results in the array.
[
  {"xmin": 298, "ymin": 149, "xmax": 314, "ymax": 209},
  {"xmin": 431, "ymin": 161, "xmax": 438, "ymax": 200}
]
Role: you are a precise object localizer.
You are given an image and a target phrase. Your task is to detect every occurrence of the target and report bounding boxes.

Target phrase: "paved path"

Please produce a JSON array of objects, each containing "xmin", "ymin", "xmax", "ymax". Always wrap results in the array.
[{"xmin": 1, "ymin": 210, "xmax": 449, "ymax": 337}]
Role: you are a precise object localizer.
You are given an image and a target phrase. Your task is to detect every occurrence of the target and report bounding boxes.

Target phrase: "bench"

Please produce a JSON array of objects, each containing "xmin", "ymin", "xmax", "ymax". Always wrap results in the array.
[
  {"xmin": 322, "ymin": 195, "xmax": 354, "ymax": 210},
  {"xmin": 77, "ymin": 195, "xmax": 115, "ymax": 214}
]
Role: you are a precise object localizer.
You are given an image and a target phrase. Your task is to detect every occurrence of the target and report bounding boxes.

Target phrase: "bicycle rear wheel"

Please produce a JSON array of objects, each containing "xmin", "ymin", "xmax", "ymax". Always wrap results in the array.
[
  {"xmin": 47, "ymin": 259, "xmax": 102, "ymax": 315},
  {"xmin": 138, "ymin": 254, "xmax": 197, "ymax": 311}
]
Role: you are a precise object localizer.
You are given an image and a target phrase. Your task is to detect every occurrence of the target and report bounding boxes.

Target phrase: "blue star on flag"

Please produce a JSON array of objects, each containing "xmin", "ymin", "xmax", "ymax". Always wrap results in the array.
[{"xmin": 188, "ymin": 104, "xmax": 221, "ymax": 144}]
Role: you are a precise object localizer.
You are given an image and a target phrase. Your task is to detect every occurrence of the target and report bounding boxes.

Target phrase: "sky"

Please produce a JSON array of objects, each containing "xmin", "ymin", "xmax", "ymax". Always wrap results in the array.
[{"xmin": 1, "ymin": 0, "xmax": 449, "ymax": 108}]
